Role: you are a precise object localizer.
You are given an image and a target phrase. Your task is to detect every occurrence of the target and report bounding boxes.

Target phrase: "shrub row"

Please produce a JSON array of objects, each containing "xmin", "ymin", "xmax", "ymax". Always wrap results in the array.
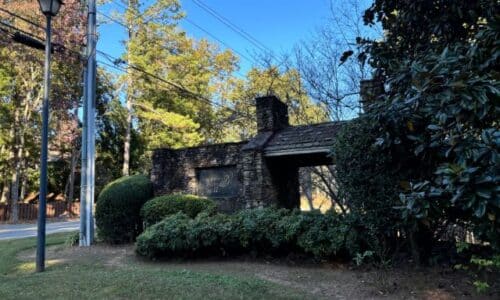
[
  {"xmin": 136, "ymin": 208, "xmax": 357, "ymax": 260},
  {"xmin": 141, "ymin": 194, "xmax": 216, "ymax": 227}
]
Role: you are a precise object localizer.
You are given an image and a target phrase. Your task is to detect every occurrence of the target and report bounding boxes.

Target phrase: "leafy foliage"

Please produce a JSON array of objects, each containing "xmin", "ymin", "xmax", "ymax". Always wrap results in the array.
[
  {"xmin": 347, "ymin": 0, "xmax": 500, "ymax": 255},
  {"xmin": 136, "ymin": 208, "xmax": 355, "ymax": 260},
  {"xmin": 0, "ymin": 0, "xmax": 85, "ymax": 220},
  {"xmin": 393, "ymin": 27, "xmax": 500, "ymax": 248},
  {"xmin": 95, "ymin": 175, "xmax": 153, "ymax": 243},
  {"xmin": 140, "ymin": 194, "xmax": 216, "ymax": 227},
  {"xmin": 332, "ymin": 117, "xmax": 426, "ymax": 260},
  {"xmin": 222, "ymin": 67, "xmax": 329, "ymax": 142}
]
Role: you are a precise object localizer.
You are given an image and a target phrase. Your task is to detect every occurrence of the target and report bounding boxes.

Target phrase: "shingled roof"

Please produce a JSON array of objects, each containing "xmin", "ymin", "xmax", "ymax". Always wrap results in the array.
[{"xmin": 264, "ymin": 121, "xmax": 344, "ymax": 157}]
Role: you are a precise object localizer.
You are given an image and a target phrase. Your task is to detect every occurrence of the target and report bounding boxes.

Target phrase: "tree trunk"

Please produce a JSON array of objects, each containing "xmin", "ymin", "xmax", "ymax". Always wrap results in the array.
[
  {"xmin": 123, "ymin": 92, "xmax": 132, "ymax": 176},
  {"xmin": 300, "ymin": 168, "xmax": 314, "ymax": 210},
  {"xmin": 19, "ymin": 166, "xmax": 27, "ymax": 202},
  {"xmin": 19, "ymin": 147, "xmax": 29, "ymax": 202},
  {"xmin": 122, "ymin": 29, "xmax": 133, "ymax": 176},
  {"xmin": 66, "ymin": 149, "xmax": 80, "ymax": 202},
  {"xmin": 0, "ymin": 180, "xmax": 9, "ymax": 203},
  {"xmin": 122, "ymin": 0, "xmax": 139, "ymax": 177},
  {"xmin": 10, "ymin": 106, "xmax": 21, "ymax": 223}
]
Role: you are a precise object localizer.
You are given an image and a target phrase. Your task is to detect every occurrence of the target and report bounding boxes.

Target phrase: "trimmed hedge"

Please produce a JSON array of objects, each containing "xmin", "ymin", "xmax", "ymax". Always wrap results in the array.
[
  {"xmin": 141, "ymin": 194, "xmax": 216, "ymax": 227},
  {"xmin": 95, "ymin": 175, "xmax": 153, "ymax": 243},
  {"xmin": 135, "ymin": 208, "xmax": 355, "ymax": 260}
]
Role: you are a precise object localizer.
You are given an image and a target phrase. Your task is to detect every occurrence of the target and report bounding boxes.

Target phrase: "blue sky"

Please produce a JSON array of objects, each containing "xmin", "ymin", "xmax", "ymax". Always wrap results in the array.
[{"xmin": 97, "ymin": 0, "xmax": 333, "ymax": 74}]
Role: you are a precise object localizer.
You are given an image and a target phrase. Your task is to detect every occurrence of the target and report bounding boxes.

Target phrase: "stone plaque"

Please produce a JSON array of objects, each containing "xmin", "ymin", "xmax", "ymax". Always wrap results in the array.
[{"xmin": 196, "ymin": 166, "xmax": 239, "ymax": 199}]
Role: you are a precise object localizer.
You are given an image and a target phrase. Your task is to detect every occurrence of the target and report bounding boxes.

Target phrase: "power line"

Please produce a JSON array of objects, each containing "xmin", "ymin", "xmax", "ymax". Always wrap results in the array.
[
  {"xmin": 0, "ymin": 7, "xmax": 45, "ymax": 30},
  {"xmin": 0, "ymin": 20, "xmax": 82, "ymax": 59},
  {"xmin": 0, "ymin": 20, "xmax": 44, "ymax": 41},
  {"xmin": 184, "ymin": 18, "xmax": 256, "ymax": 66},
  {"xmin": 0, "ymin": 8, "xmax": 84, "ymax": 58},
  {"xmin": 97, "ymin": 11, "xmax": 128, "ymax": 28},
  {"xmin": 107, "ymin": 0, "xmax": 259, "ymax": 70},
  {"xmin": 1, "ymin": 7, "xmax": 253, "ymax": 120},
  {"xmin": 190, "ymin": 0, "xmax": 274, "ymax": 56},
  {"xmin": 97, "ymin": 50, "xmax": 253, "ymax": 120}
]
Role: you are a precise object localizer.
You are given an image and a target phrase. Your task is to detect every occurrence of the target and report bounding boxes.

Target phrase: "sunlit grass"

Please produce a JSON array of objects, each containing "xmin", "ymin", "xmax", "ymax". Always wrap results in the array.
[
  {"xmin": 14, "ymin": 259, "xmax": 67, "ymax": 274},
  {"xmin": 0, "ymin": 233, "xmax": 309, "ymax": 300},
  {"xmin": 0, "ymin": 232, "xmax": 70, "ymax": 275}
]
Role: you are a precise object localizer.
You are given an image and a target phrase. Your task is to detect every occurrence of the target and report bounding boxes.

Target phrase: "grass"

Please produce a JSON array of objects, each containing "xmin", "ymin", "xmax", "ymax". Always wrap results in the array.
[
  {"xmin": 0, "ymin": 233, "xmax": 308, "ymax": 299},
  {"xmin": 0, "ymin": 232, "xmax": 68, "ymax": 275}
]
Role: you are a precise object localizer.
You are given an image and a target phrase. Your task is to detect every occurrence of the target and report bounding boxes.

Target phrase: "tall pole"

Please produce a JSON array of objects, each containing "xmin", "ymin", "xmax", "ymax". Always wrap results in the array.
[
  {"xmin": 36, "ymin": 14, "xmax": 52, "ymax": 273},
  {"xmin": 80, "ymin": 0, "xmax": 96, "ymax": 246},
  {"xmin": 79, "ymin": 62, "xmax": 88, "ymax": 245}
]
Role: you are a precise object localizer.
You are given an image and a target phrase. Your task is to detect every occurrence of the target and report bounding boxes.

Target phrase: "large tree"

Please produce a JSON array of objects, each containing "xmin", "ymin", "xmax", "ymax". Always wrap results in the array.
[
  {"xmin": 0, "ymin": 0, "xmax": 85, "ymax": 221},
  {"xmin": 110, "ymin": 0, "xmax": 239, "ymax": 174},
  {"xmin": 349, "ymin": 0, "xmax": 499, "ymax": 252}
]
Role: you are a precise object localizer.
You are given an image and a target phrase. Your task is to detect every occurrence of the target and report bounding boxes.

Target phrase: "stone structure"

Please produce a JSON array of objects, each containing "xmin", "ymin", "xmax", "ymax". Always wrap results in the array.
[
  {"xmin": 360, "ymin": 79, "xmax": 384, "ymax": 112},
  {"xmin": 151, "ymin": 95, "xmax": 344, "ymax": 212},
  {"xmin": 152, "ymin": 78, "xmax": 387, "ymax": 211}
]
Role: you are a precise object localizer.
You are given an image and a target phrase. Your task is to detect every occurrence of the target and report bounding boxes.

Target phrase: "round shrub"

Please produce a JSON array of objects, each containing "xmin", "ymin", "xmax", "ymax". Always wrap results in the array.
[
  {"xmin": 95, "ymin": 175, "xmax": 153, "ymax": 243},
  {"xmin": 141, "ymin": 194, "xmax": 216, "ymax": 227}
]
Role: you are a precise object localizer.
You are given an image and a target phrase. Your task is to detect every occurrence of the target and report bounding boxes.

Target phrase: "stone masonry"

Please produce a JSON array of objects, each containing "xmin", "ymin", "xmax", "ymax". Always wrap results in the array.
[
  {"xmin": 151, "ymin": 95, "xmax": 338, "ymax": 211},
  {"xmin": 151, "ymin": 142, "xmax": 245, "ymax": 212},
  {"xmin": 151, "ymin": 81, "xmax": 381, "ymax": 212}
]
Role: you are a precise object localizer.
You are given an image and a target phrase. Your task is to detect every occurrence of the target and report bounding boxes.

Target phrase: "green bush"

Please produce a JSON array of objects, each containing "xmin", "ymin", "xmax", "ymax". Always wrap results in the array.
[
  {"xmin": 141, "ymin": 194, "xmax": 216, "ymax": 227},
  {"xmin": 136, "ymin": 212, "xmax": 235, "ymax": 258},
  {"xmin": 135, "ymin": 208, "xmax": 352, "ymax": 260},
  {"xmin": 355, "ymin": 0, "xmax": 500, "ymax": 257},
  {"xmin": 332, "ymin": 117, "xmax": 413, "ymax": 261},
  {"xmin": 232, "ymin": 208, "xmax": 291, "ymax": 253},
  {"xmin": 95, "ymin": 175, "xmax": 153, "ymax": 243},
  {"xmin": 293, "ymin": 211, "xmax": 350, "ymax": 258}
]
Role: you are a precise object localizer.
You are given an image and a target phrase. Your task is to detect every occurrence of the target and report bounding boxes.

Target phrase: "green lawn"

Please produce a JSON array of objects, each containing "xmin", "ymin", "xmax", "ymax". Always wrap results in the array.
[{"xmin": 0, "ymin": 233, "xmax": 307, "ymax": 300}]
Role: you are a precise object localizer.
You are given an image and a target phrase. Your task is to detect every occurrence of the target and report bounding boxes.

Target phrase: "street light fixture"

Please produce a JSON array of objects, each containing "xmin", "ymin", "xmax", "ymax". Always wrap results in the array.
[
  {"xmin": 36, "ymin": 0, "xmax": 62, "ymax": 273},
  {"xmin": 38, "ymin": 0, "xmax": 62, "ymax": 16}
]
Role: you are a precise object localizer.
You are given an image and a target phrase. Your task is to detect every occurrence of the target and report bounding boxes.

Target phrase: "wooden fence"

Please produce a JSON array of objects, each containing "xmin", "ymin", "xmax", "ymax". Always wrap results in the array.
[{"xmin": 0, "ymin": 202, "xmax": 80, "ymax": 222}]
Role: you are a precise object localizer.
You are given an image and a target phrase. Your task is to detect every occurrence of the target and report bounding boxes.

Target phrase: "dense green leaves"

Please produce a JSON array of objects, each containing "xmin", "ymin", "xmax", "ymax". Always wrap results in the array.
[
  {"xmin": 95, "ymin": 175, "xmax": 154, "ymax": 243},
  {"xmin": 141, "ymin": 194, "xmax": 216, "ymax": 227},
  {"xmin": 136, "ymin": 208, "xmax": 354, "ymax": 260},
  {"xmin": 354, "ymin": 0, "xmax": 500, "ymax": 251},
  {"xmin": 332, "ymin": 117, "xmax": 415, "ymax": 260}
]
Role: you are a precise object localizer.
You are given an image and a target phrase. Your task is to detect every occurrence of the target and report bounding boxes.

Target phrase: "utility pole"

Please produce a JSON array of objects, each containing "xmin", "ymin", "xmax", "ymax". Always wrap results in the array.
[{"xmin": 80, "ymin": 0, "xmax": 96, "ymax": 246}]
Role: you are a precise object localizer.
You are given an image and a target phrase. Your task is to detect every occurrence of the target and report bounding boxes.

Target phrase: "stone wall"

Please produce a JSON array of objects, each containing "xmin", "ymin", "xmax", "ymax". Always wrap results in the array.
[
  {"xmin": 360, "ymin": 79, "xmax": 384, "ymax": 112},
  {"xmin": 255, "ymin": 96, "xmax": 289, "ymax": 132},
  {"xmin": 151, "ymin": 95, "xmax": 337, "ymax": 212},
  {"xmin": 151, "ymin": 142, "xmax": 246, "ymax": 212}
]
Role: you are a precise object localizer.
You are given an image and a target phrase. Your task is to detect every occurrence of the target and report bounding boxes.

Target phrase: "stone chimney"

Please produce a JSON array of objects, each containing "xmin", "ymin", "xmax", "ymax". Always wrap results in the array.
[
  {"xmin": 255, "ymin": 96, "xmax": 289, "ymax": 132},
  {"xmin": 360, "ymin": 79, "xmax": 384, "ymax": 112}
]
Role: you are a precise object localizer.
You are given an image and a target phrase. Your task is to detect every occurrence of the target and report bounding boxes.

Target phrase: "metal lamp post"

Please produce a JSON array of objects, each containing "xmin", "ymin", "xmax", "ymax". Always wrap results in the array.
[{"xmin": 36, "ymin": 0, "xmax": 62, "ymax": 273}]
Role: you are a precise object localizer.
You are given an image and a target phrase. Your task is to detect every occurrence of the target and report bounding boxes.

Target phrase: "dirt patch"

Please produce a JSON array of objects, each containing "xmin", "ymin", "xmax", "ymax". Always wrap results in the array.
[
  {"xmin": 17, "ymin": 244, "xmax": 499, "ymax": 299},
  {"xmin": 17, "ymin": 243, "xmax": 135, "ymax": 268}
]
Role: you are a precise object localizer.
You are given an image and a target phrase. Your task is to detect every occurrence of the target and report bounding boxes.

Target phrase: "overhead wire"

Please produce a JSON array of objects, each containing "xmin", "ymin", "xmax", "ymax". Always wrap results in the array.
[
  {"xmin": 107, "ymin": 0, "xmax": 262, "ymax": 69},
  {"xmin": 0, "ymin": 20, "xmax": 44, "ymax": 40},
  {"xmin": 0, "ymin": 19, "xmax": 82, "ymax": 59},
  {"xmin": 0, "ymin": 6, "xmax": 253, "ymax": 121},
  {"xmin": 183, "ymin": 18, "xmax": 255, "ymax": 66},
  {"xmin": 0, "ymin": 7, "xmax": 45, "ymax": 30},
  {"xmin": 96, "ymin": 50, "xmax": 253, "ymax": 120},
  {"xmin": 97, "ymin": 10, "xmax": 128, "ymax": 28},
  {"xmin": 190, "ymin": 0, "xmax": 274, "ymax": 56},
  {"xmin": 97, "ymin": 11, "xmax": 252, "ymax": 77}
]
